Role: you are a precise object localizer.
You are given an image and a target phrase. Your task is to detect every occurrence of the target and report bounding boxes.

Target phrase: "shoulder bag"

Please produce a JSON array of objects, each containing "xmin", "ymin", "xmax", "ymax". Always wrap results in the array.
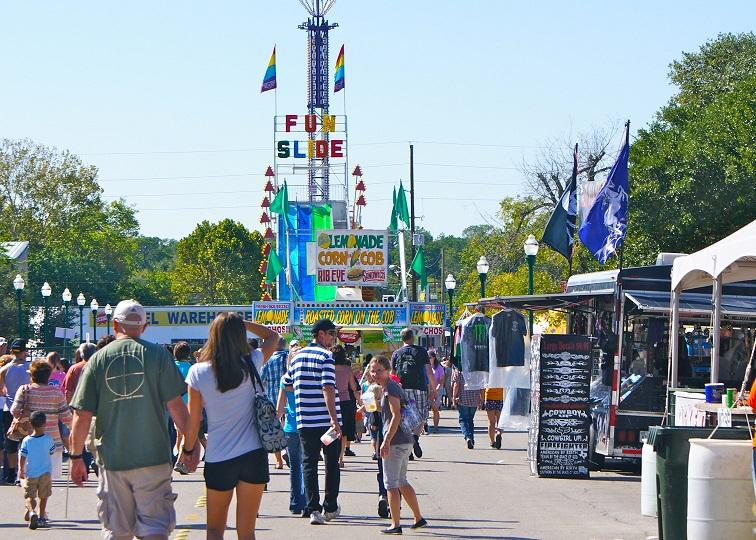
[
  {"xmin": 6, "ymin": 384, "xmax": 32, "ymax": 442},
  {"xmin": 399, "ymin": 391, "xmax": 424, "ymax": 436},
  {"xmin": 245, "ymin": 356, "xmax": 288, "ymax": 453}
]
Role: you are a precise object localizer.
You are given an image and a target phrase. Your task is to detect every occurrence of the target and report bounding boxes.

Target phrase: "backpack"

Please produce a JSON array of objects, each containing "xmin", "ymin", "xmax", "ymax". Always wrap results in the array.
[{"xmin": 394, "ymin": 348, "xmax": 417, "ymax": 383}]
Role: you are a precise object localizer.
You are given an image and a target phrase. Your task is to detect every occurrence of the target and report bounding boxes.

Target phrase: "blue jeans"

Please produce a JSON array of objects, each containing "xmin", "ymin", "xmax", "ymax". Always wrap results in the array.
[
  {"xmin": 458, "ymin": 405, "xmax": 476, "ymax": 442},
  {"xmin": 286, "ymin": 431, "xmax": 306, "ymax": 513}
]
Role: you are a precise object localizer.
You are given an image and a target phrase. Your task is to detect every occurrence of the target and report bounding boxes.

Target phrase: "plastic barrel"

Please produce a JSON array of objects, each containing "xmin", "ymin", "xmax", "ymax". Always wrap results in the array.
[
  {"xmin": 641, "ymin": 441, "xmax": 658, "ymax": 517},
  {"xmin": 687, "ymin": 438, "xmax": 756, "ymax": 539}
]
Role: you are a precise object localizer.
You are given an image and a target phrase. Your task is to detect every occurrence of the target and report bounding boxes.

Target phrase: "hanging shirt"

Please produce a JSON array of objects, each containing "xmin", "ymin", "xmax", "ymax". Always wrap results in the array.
[
  {"xmin": 490, "ymin": 309, "xmax": 528, "ymax": 367},
  {"xmin": 460, "ymin": 314, "xmax": 491, "ymax": 373}
]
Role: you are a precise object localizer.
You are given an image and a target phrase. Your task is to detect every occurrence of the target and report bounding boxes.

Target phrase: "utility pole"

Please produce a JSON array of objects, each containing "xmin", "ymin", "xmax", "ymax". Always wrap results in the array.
[
  {"xmin": 440, "ymin": 248, "xmax": 445, "ymax": 304},
  {"xmin": 410, "ymin": 143, "xmax": 417, "ymax": 301}
]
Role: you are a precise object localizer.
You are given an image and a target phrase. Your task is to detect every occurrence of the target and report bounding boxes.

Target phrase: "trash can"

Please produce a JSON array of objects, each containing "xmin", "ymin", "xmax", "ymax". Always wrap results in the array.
[{"xmin": 648, "ymin": 426, "xmax": 752, "ymax": 540}]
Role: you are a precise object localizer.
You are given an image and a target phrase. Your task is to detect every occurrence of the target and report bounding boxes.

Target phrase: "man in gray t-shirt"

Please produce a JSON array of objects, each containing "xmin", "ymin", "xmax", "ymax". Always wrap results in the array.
[{"xmin": 0, "ymin": 339, "xmax": 30, "ymax": 484}]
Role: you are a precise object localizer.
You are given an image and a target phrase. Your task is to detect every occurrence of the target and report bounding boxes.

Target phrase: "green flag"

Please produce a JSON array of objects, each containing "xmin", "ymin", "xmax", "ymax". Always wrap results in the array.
[
  {"xmin": 265, "ymin": 248, "xmax": 284, "ymax": 284},
  {"xmin": 410, "ymin": 245, "xmax": 427, "ymax": 289},
  {"xmin": 396, "ymin": 181, "xmax": 410, "ymax": 227},
  {"xmin": 389, "ymin": 186, "xmax": 398, "ymax": 232},
  {"xmin": 269, "ymin": 181, "xmax": 289, "ymax": 216}
]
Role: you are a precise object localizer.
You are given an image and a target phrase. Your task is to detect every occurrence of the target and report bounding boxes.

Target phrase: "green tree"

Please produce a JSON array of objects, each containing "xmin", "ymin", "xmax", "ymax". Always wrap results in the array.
[
  {"xmin": 627, "ymin": 33, "xmax": 756, "ymax": 264},
  {"xmin": 0, "ymin": 139, "xmax": 143, "ymax": 342},
  {"xmin": 171, "ymin": 219, "xmax": 264, "ymax": 304}
]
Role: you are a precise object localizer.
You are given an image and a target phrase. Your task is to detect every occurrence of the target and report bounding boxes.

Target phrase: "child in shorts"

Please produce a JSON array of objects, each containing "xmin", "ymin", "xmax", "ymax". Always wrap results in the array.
[{"xmin": 19, "ymin": 411, "xmax": 56, "ymax": 530}]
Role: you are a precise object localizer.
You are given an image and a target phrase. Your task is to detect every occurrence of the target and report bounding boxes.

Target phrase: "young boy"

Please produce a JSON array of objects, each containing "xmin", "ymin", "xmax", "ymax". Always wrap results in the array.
[{"xmin": 19, "ymin": 411, "xmax": 56, "ymax": 530}]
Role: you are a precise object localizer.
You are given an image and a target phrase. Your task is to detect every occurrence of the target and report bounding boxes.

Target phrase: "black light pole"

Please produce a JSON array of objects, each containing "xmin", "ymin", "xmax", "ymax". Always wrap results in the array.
[
  {"xmin": 105, "ymin": 303, "xmax": 112, "ymax": 335},
  {"xmin": 445, "ymin": 273, "xmax": 456, "ymax": 357},
  {"xmin": 13, "ymin": 274, "xmax": 25, "ymax": 339},
  {"xmin": 524, "ymin": 234, "xmax": 540, "ymax": 335},
  {"xmin": 91, "ymin": 299, "xmax": 99, "ymax": 342},
  {"xmin": 476, "ymin": 256, "xmax": 489, "ymax": 298},
  {"xmin": 41, "ymin": 282, "xmax": 52, "ymax": 348},
  {"xmin": 62, "ymin": 288, "xmax": 72, "ymax": 361},
  {"xmin": 77, "ymin": 293, "xmax": 86, "ymax": 342}
]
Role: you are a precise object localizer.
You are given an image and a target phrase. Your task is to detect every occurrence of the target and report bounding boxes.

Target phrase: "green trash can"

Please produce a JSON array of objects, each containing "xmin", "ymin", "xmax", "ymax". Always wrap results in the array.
[{"xmin": 648, "ymin": 426, "xmax": 752, "ymax": 540}]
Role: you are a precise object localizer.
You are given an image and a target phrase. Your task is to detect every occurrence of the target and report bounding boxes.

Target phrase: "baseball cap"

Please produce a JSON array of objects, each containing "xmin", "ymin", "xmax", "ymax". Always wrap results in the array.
[
  {"xmin": 289, "ymin": 339, "xmax": 300, "ymax": 347},
  {"xmin": 311, "ymin": 318, "xmax": 337, "ymax": 335},
  {"xmin": 112, "ymin": 299, "xmax": 147, "ymax": 326},
  {"xmin": 10, "ymin": 338, "xmax": 27, "ymax": 352}
]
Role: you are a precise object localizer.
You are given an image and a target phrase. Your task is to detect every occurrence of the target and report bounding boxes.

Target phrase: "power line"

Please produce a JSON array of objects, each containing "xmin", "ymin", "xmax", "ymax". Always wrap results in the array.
[{"xmin": 78, "ymin": 140, "xmax": 545, "ymax": 157}]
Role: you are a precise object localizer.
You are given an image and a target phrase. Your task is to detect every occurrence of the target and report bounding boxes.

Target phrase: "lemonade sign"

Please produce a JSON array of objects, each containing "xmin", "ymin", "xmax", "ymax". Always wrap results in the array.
[{"xmin": 315, "ymin": 229, "xmax": 388, "ymax": 286}]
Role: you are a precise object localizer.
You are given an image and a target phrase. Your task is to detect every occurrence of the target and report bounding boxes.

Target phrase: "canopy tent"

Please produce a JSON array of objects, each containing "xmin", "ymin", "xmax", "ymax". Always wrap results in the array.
[{"xmin": 669, "ymin": 219, "xmax": 756, "ymax": 386}]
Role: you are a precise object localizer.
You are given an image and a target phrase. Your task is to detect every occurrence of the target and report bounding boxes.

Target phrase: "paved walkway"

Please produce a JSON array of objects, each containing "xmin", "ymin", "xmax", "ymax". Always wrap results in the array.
[{"xmin": 0, "ymin": 410, "xmax": 657, "ymax": 539}]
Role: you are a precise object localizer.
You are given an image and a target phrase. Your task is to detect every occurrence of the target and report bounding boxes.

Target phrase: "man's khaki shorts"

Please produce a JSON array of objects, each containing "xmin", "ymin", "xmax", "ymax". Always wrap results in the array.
[
  {"xmin": 23, "ymin": 473, "xmax": 52, "ymax": 499},
  {"xmin": 96, "ymin": 463, "xmax": 177, "ymax": 540}
]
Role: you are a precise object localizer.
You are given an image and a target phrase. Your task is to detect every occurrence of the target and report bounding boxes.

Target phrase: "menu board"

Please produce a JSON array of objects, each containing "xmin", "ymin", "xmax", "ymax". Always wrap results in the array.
[{"xmin": 535, "ymin": 335, "xmax": 592, "ymax": 479}]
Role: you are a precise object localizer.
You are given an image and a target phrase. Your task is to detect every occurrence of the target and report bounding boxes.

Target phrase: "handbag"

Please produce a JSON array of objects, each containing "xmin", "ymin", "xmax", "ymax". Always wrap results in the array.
[
  {"xmin": 245, "ymin": 355, "xmax": 288, "ymax": 454},
  {"xmin": 399, "ymin": 396, "xmax": 424, "ymax": 436},
  {"xmin": 5, "ymin": 385, "xmax": 32, "ymax": 442}
]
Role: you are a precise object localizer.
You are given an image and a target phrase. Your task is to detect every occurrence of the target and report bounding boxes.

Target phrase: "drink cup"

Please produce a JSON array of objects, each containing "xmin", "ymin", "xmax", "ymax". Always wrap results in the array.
[
  {"xmin": 726, "ymin": 388, "xmax": 735, "ymax": 408},
  {"xmin": 362, "ymin": 391, "xmax": 377, "ymax": 413},
  {"xmin": 320, "ymin": 427, "xmax": 339, "ymax": 446}
]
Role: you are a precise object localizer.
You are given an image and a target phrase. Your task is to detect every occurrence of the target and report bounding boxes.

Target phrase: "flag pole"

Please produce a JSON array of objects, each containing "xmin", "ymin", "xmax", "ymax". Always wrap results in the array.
[{"xmin": 617, "ymin": 120, "xmax": 630, "ymax": 271}]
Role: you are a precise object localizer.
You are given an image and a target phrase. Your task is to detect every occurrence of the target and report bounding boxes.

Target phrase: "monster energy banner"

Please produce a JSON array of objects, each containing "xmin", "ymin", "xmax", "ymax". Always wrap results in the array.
[
  {"xmin": 468, "ymin": 315, "xmax": 491, "ymax": 372},
  {"xmin": 534, "ymin": 334, "xmax": 592, "ymax": 479}
]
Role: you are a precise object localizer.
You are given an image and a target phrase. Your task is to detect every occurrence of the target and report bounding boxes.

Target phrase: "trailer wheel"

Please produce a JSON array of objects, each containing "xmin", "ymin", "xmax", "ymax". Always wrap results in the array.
[{"xmin": 589, "ymin": 424, "xmax": 605, "ymax": 471}]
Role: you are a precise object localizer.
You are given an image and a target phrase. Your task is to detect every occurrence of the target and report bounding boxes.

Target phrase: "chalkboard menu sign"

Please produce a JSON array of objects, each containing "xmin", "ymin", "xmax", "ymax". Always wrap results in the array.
[{"xmin": 535, "ymin": 335, "xmax": 592, "ymax": 478}]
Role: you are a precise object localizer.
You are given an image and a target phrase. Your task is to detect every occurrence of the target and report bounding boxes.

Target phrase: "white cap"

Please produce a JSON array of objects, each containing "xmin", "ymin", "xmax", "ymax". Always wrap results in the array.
[{"xmin": 112, "ymin": 299, "xmax": 147, "ymax": 326}]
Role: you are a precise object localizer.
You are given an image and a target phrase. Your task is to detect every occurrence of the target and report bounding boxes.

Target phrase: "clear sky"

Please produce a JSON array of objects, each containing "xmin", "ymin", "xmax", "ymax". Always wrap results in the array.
[{"xmin": 2, "ymin": 1, "xmax": 754, "ymax": 240}]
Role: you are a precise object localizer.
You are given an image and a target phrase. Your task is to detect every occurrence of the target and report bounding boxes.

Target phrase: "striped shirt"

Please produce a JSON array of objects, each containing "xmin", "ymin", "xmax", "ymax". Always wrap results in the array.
[
  {"xmin": 282, "ymin": 343, "xmax": 341, "ymax": 429},
  {"xmin": 452, "ymin": 369, "xmax": 481, "ymax": 409},
  {"xmin": 260, "ymin": 350, "xmax": 287, "ymax": 404},
  {"xmin": 11, "ymin": 383, "xmax": 72, "ymax": 448}
]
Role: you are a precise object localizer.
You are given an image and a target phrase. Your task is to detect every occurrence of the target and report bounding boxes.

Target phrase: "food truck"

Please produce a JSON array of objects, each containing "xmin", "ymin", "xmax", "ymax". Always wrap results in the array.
[{"xmin": 481, "ymin": 256, "xmax": 756, "ymax": 469}]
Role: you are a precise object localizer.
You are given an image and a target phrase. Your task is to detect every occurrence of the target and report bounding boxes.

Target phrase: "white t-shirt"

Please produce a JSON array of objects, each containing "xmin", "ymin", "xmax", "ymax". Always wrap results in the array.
[{"xmin": 186, "ymin": 350, "xmax": 264, "ymax": 463}]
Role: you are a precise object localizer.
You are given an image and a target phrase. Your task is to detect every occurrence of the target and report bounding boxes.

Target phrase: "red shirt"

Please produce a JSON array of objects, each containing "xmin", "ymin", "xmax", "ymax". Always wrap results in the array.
[{"xmin": 62, "ymin": 361, "xmax": 87, "ymax": 404}]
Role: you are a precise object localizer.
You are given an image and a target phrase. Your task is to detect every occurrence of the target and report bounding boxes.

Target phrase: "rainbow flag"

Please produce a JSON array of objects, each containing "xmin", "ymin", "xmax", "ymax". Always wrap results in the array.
[
  {"xmin": 261, "ymin": 46, "xmax": 276, "ymax": 93},
  {"xmin": 334, "ymin": 45, "xmax": 345, "ymax": 92}
]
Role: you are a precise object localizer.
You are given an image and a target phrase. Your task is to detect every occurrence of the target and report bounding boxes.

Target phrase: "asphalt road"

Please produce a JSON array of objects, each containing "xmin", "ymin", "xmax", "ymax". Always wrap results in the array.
[{"xmin": 0, "ymin": 409, "xmax": 658, "ymax": 539}]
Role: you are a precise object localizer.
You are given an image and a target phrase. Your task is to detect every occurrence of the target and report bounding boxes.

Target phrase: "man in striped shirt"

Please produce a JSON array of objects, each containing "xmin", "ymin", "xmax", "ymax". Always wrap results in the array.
[{"xmin": 282, "ymin": 319, "xmax": 342, "ymax": 525}]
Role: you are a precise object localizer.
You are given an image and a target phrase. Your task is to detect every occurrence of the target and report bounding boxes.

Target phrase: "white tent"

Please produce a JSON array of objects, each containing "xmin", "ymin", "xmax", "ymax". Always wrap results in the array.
[{"xmin": 669, "ymin": 219, "xmax": 756, "ymax": 386}]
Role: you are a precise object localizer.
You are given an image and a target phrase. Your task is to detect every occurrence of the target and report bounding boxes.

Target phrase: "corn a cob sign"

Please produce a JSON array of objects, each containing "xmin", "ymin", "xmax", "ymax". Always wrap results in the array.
[{"xmin": 315, "ymin": 229, "xmax": 388, "ymax": 286}]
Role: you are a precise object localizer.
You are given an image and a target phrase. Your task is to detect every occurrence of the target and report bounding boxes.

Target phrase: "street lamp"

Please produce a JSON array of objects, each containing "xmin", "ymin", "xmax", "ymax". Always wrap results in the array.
[
  {"xmin": 62, "ymin": 288, "xmax": 72, "ymax": 361},
  {"xmin": 13, "ymin": 274, "xmax": 25, "ymax": 339},
  {"xmin": 524, "ymin": 234, "xmax": 540, "ymax": 334},
  {"xmin": 476, "ymin": 255, "xmax": 490, "ymax": 298},
  {"xmin": 77, "ymin": 293, "xmax": 86, "ymax": 342},
  {"xmin": 90, "ymin": 299, "xmax": 99, "ymax": 341},
  {"xmin": 445, "ymin": 273, "xmax": 456, "ymax": 355},
  {"xmin": 105, "ymin": 303, "xmax": 113, "ymax": 335},
  {"xmin": 41, "ymin": 282, "xmax": 52, "ymax": 348}
]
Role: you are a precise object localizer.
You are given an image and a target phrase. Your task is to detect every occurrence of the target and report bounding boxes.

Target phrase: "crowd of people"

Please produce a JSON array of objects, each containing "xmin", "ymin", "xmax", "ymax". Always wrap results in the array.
[{"xmin": 0, "ymin": 298, "xmax": 507, "ymax": 538}]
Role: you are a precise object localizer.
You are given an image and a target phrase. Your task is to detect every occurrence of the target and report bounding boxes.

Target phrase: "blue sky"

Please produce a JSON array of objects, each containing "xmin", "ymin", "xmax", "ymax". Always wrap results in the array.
[{"xmin": 2, "ymin": 1, "xmax": 754, "ymax": 240}]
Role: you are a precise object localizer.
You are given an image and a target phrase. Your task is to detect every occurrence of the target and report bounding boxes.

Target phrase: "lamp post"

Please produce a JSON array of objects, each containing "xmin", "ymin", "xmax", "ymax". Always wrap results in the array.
[
  {"xmin": 476, "ymin": 255, "xmax": 490, "ymax": 298},
  {"xmin": 524, "ymin": 234, "xmax": 540, "ymax": 334},
  {"xmin": 62, "ymin": 288, "xmax": 72, "ymax": 361},
  {"xmin": 41, "ymin": 282, "xmax": 52, "ymax": 348},
  {"xmin": 445, "ymin": 273, "xmax": 456, "ymax": 356},
  {"xmin": 105, "ymin": 303, "xmax": 113, "ymax": 335},
  {"xmin": 77, "ymin": 293, "xmax": 86, "ymax": 342},
  {"xmin": 91, "ymin": 299, "xmax": 99, "ymax": 341},
  {"xmin": 13, "ymin": 274, "xmax": 25, "ymax": 339}
]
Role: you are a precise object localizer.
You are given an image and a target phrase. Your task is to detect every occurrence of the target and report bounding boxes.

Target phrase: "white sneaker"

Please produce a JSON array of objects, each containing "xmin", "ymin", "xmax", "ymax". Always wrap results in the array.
[
  {"xmin": 324, "ymin": 505, "xmax": 341, "ymax": 521},
  {"xmin": 309, "ymin": 510, "xmax": 325, "ymax": 525}
]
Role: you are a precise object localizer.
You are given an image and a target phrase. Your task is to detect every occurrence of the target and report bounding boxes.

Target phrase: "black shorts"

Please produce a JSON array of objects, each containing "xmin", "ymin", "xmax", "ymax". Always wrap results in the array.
[
  {"xmin": 339, "ymin": 399, "xmax": 357, "ymax": 442},
  {"xmin": 204, "ymin": 448, "xmax": 269, "ymax": 491},
  {"xmin": 2, "ymin": 411, "xmax": 19, "ymax": 454}
]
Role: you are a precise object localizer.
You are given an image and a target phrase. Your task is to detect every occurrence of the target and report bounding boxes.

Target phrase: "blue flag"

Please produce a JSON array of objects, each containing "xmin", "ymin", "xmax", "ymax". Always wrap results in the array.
[{"xmin": 578, "ymin": 128, "xmax": 630, "ymax": 264}]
